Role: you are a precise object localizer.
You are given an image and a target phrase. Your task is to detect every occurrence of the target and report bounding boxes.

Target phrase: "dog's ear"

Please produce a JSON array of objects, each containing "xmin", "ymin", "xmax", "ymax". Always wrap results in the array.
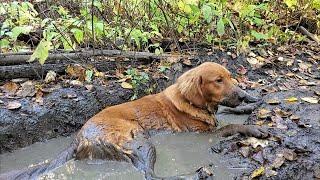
[{"xmin": 177, "ymin": 70, "xmax": 204, "ymax": 105}]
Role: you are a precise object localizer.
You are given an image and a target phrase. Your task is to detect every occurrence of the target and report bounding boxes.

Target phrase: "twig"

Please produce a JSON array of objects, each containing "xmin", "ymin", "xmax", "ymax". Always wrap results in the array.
[{"xmin": 299, "ymin": 26, "xmax": 320, "ymax": 44}]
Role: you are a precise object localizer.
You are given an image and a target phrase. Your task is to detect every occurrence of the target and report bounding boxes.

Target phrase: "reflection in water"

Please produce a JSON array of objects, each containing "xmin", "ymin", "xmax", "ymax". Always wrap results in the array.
[{"xmin": 0, "ymin": 112, "xmax": 248, "ymax": 180}]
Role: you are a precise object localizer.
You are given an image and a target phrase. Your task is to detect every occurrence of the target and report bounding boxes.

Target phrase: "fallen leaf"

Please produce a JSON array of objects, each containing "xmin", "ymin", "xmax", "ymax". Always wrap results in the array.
[
  {"xmin": 314, "ymin": 165, "xmax": 320, "ymax": 179},
  {"xmin": 166, "ymin": 56, "xmax": 181, "ymax": 63},
  {"xmin": 247, "ymin": 57, "xmax": 258, "ymax": 65},
  {"xmin": 2, "ymin": 82, "xmax": 19, "ymax": 95},
  {"xmin": 121, "ymin": 82, "xmax": 133, "ymax": 89},
  {"xmin": 240, "ymin": 137, "xmax": 269, "ymax": 148},
  {"xmin": 85, "ymin": 85, "xmax": 94, "ymax": 91},
  {"xmin": 182, "ymin": 58, "xmax": 192, "ymax": 66},
  {"xmin": 271, "ymin": 154, "xmax": 285, "ymax": 169},
  {"xmin": 66, "ymin": 64, "xmax": 86, "ymax": 81},
  {"xmin": 239, "ymin": 146, "xmax": 250, "ymax": 157},
  {"xmin": 282, "ymin": 148, "xmax": 297, "ymax": 161},
  {"xmin": 94, "ymin": 71, "xmax": 105, "ymax": 78},
  {"xmin": 255, "ymin": 120, "xmax": 265, "ymax": 126},
  {"xmin": 277, "ymin": 56, "xmax": 284, "ymax": 61},
  {"xmin": 301, "ymin": 97, "xmax": 318, "ymax": 104},
  {"xmin": 70, "ymin": 80, "xmax": 83, "ymax": 86},
  {"xmin": 252, "ymin": 151, "xmax": 265, "ymax": 164},
  {"xmin": 250, "ymin": 166, "xmax": 265, "ymax": 178},
  {"xmin": 266, "ymin": 99, "xmax": 280, "ymax": 105},
  {"xmin": 265, "ymin": 168, "xmax": 278, "ymax": 177},
  {"xmin": 286, "ymin": 129, "xmax": 297, "ymax": 136},
  {"xmin": 273, "ymin": 108, "xmax": 292, "ymax": 118},
  {"xmin": 258, "ymin": 108, "xmax": 271, "ymax": 119},
  {"xmin": 16, "ymin": 81, "xmax": 36, "ymax": 97},
  {"xmin": 7, "ymin": 101, "xmax": 22, "ymax": 110},
  {"xmin": 44, "ymin": 70, "xmax": 56, "ymax": 83},
  {"xmin": 289, "ymin": 115, "xmax": 300, "ymax": 121},
  {"xmin": 271, "ymin": 115, "xmax": 288, "ymax": 130},
  {"xmin": 284, "ymin": 97, "xmax": 298, "ymax": 103},
  {"xmin": 237, "ymin": 65, "xmax": 247, "ymax": 75}
]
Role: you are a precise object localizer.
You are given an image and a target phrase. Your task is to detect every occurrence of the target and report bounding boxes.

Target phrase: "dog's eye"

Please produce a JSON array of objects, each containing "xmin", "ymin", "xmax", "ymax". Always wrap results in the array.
[{"xmin": 216, "ymin": 78, "xmax": 223, "ymax": 83}]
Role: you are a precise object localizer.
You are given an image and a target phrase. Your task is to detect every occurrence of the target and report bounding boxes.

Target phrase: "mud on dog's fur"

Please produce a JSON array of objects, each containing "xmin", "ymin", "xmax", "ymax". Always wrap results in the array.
[{"xmin": 0, "ymin": 62, "xmax": 268, "ymax": 180}]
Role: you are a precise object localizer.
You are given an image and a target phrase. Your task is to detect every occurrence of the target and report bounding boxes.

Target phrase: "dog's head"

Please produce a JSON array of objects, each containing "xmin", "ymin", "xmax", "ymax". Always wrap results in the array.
[{"xmin": 177, "ymin": 62, "xmax": 257, "ymax": 110}]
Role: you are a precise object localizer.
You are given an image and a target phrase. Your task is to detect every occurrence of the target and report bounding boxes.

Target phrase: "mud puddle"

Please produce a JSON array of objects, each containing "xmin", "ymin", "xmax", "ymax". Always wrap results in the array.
[{"xmin": 0, "ymin": 111, "xmax": 249, "ymax": 179}]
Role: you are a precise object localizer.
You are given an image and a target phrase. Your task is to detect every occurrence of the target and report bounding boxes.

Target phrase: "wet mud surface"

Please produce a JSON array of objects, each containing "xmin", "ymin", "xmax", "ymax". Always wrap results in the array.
[{"xmin": 1, "ymin": 45, "xmax": 319, "ymax": 179}]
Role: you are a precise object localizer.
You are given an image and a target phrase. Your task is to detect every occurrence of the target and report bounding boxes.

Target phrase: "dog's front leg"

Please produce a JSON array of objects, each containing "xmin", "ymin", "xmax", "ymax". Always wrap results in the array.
[{"xmin": 214, "ymin": 124, "xmax": 269, "ymax": 138}]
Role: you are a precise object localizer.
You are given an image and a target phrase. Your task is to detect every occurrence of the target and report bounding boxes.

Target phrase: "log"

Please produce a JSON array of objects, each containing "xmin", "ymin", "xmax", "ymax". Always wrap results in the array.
[
  {"xmin": 0, "ymin": 49, "xmax": 178, "ymax": 66},
  {"xmin": 0, "ymin": 58, "xmax": 154, "ymax": 80}
]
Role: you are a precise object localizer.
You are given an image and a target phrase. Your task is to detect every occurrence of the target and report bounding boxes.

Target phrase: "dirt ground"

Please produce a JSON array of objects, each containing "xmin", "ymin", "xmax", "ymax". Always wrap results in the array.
[{"xmin": 0, "ymin": 43, "xmax": 319, "ymax": 179}]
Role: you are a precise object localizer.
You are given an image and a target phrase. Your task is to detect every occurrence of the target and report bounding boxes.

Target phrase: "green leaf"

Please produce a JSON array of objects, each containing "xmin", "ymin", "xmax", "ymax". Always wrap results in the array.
[
  {"xmin": 85, "ymin": 69, "xmax": 93, "ymax": 82},
  {"xmin": 202, "ymin": 4, "xmax": 212, "ymax": 23},
  {"xmin": 0, "ymin": 39, "xmax": 10, "ymax": 47},
  {"xmin": 284, "ymin": 0, "xmax": 298, "ymax": 8},
  {"xmin": 217, "ymin": 18, "xmax": 225, "ymax": 36},
  {"xmin": 10, "ymin": 26, "xmax": 33, "ymax": 40},
  {"xmin": 251, "ymin": 30, "xmax": 269, "ymax": 40},
  {"xmin": 28, "ymin": 39, "xmax": 52, "ymax": 65},
  {"xmin": 71, "ymin": 28, "xmax": 84, "ymax": 43},
  {"xmin": 93, "ymin": 0, "xmax": 103, "ymax": 12}
]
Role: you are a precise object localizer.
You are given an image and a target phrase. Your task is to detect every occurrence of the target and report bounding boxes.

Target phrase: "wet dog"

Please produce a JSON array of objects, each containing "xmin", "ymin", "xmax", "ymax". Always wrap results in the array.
[{"xmin": 0, "ymin": 62, "xmax": 268, "ymax": 180}]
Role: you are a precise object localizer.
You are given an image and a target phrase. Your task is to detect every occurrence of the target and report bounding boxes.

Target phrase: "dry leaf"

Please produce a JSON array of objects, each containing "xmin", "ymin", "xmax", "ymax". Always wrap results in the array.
[
  {"xmin": 166, "ymin": 56, "xmax": 181, "ymax": 63},
  {"xmin": 240, "ymin": 137, "xmax": 269, "ymax": 148},
  {"xmin": 44, "ymin": 70, "xmax": 56, "ymax": 83},
  {"xmin": 66, "ymin": 64, "xmax": 86, "ymax": 81},
  {"xmin": 301, "ymin": 97, "xmax": 318, "ymax": 104},
  {"xmin": 85, "ymin": 85, "xmax": 94, "ymax": 91},
  {"xmin": 182, "ymin": 58, "xmax": 192, "ymax": 66},
  {"xmin": 250, "ymin": 166, "xmax": 265, "ymax": 178},
  {"xmin": 239, "ymin": 146, "xmax": 250, "ymax": 157},
  {"xmin": 273, "ymin": 108, "xmax": 292, "ymax": 118},
  {"xmin": 271, "ymin": 115, "xmax": 288, "ymax": 130},
  {"xmin": 121, "ymin": 82, "xmax": 133, "ymax": 89},
  {"xmin": 258, "ymin": 108, "xmax": 271, "ymax": 119},
  {"xmin": 266, "ymin": 99, "xmax": 280, "ymax": 105},
  {"xmin": 70, "ymin": 80, "xmax": 83, "ymax": 86},
  {"xmin": 284, "ymin": 97, "xmax": 298, "ymax": 103},
  {"xmin": 289, "ymin": 115, "xmax": 300, "ymax": 121},
  {"xmin": 16, "ymin": 81, "xmax": 36, "ymax": 97},
  {"xmin": 265, "ymin": 168, "xmax": 278, "ymax": 177},
  {"xmin": 7, "ymin": 101, "xmax": 22, "ymax": 110},
  {"xmin": 282, "ymin": 149, "xmax": 297, "ymax": 161},
  {"xmin": 2, "ymin": 82, "xmax": 19, "ymax": 95},
  {"xmin": 271, "ymin": 154, "xmax": 285, "ymax": 169}
]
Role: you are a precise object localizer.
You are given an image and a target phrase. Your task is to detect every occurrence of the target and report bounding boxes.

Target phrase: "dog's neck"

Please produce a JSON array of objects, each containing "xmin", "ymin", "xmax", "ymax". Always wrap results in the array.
[{"xmin": 163, "ymin": 85, "xmax": 217, "ymax": 126}]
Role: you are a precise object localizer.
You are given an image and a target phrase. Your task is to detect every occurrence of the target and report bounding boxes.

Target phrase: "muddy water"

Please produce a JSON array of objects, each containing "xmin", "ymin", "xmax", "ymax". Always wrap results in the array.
[{"xmin": 0, "ymin": 111, "xmax": 248, "ymax": 180}]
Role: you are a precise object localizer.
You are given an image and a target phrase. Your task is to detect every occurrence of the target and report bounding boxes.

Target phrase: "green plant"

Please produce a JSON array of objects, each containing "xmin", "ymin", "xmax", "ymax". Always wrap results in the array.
[{"xmin": 125, "ymin": 68, "xmax": 150, "ymax": 100}]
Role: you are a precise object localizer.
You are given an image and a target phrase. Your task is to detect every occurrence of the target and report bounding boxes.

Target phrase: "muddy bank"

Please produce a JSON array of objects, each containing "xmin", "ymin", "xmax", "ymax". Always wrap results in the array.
[{"xmin": 212, "ymin": 89, "xmax": 320, "ymax": 179}]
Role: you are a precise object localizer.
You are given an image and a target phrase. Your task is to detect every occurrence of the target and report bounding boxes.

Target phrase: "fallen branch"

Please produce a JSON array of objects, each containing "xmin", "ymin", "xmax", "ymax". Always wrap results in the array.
[
  {"xmin": 299, "ymin": 26, "xmax": 320, "ymax": 44},
  {"xmin": 0, "ymin": 49, "xmax": 179, "ymax": 66}
]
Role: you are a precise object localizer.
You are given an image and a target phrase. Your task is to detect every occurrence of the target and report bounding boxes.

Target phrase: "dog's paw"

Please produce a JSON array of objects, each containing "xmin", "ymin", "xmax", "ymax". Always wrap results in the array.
[{"xmin": 242, "ymin": 125, "xmax": 269, "ymax": 138}]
